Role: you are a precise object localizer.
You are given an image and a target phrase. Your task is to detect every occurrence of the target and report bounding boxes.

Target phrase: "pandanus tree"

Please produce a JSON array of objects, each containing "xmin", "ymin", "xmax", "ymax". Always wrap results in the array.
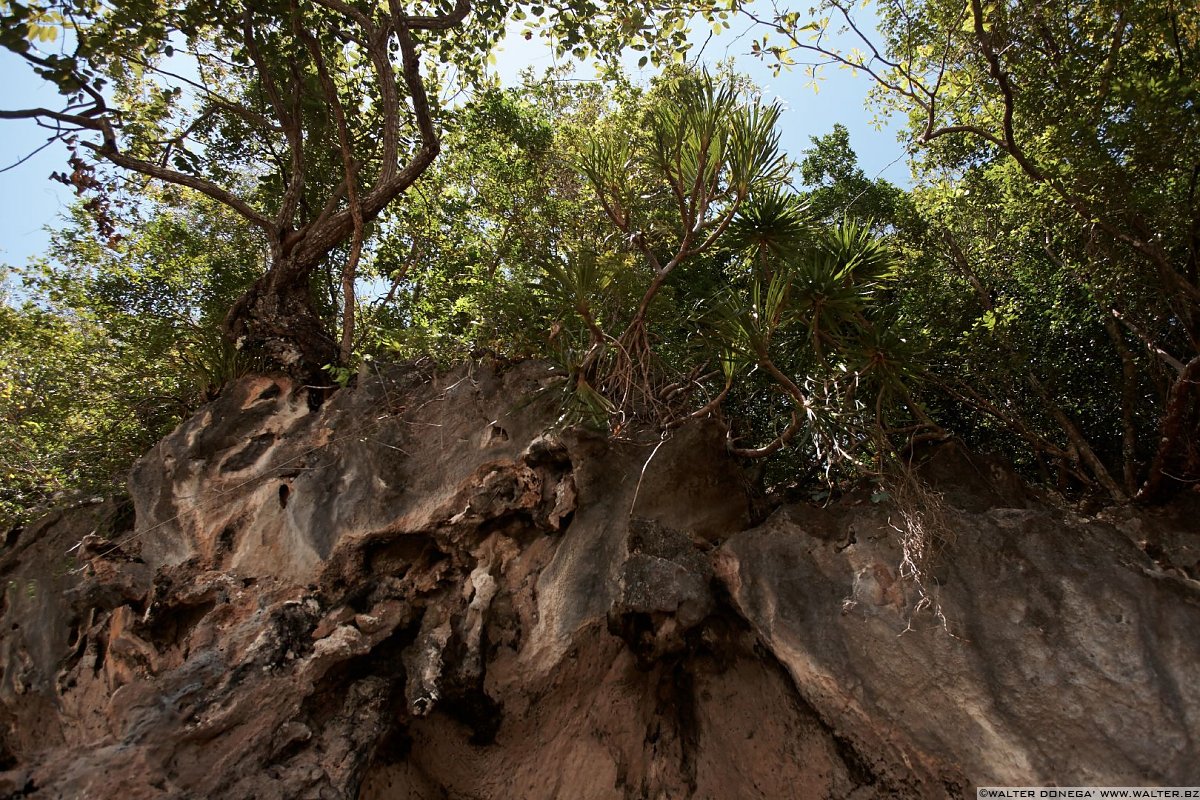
[
  {"xmin": 705, "ymin": 213, "xmax": 925, "ymax": 465},
  {"xmin": 571, "ymin": 72, "xmax": 790, "ymax": 417},
  {"xmin": 549, "ymin": 72, "xmax": 922, "ymax": 469}
]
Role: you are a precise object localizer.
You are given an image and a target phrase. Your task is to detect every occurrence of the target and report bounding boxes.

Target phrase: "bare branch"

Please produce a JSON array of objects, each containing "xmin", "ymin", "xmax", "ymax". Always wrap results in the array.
[
  {"xmin": 396, "ymin": 0, "xmax": 472, "ymax": 30},
  {"xmin": 830, "ymin": 0, "xmax": 901, "ymax": 70},
  {"xmin": 301, "ymin": 23, "xmax": 364, "ymax": 363},
  {"xmin": 13, "ymin": 48, "xmax": 107, "ymax": 113},
  {"xmin": 1111, "ymin": 309, "xmax": 1187, "ymax": 375},
  {"xmin": 0, "ymin": 135, "xmax": 60, "ymax": 173},
  {"xmin": 2, "ymin": 103, "xmax": 274, "ymax": 233},
  {"xmin": 124, "ymin": 54, "xmax": 284, "ymax": 133},
  {"xmin": 287, "ymin": 13, "xmax": 445, "ymax": 270},
  {"xmin": 920, "ymin": 123, "xmax": 1005, "ymax": 149},
  {"xmin": 243, "ymin": 10, "xmax": 305, "ymax": 232},
  {"xmin": 1136, "ymin": 355, "xmax": 1200, "ymax": 502},
  {"xmin": 740, "ymin": 8, "xmax": 919, "ymax": 101},
  {"xmin": 730, "ymin": 411, "xmax": 803, "ymax": 458},
  {"xmin": 88, "ymin": 139, "xmax": 275, "ymax": 233},
  {"xmin": 0, "ymin": 107, "xmax": 96, "ymax": 126}
]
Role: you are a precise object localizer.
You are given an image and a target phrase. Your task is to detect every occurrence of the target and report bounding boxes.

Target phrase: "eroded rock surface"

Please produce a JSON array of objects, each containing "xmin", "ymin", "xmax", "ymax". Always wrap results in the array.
[{"xmin": 1, "ymin": 361, "xmax": 1197, "ymax": 799}]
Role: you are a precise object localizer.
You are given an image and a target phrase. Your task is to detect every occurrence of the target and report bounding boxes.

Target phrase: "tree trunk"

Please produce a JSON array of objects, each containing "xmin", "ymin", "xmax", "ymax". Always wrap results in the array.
[
  {"xmin": 224, "ymin": 255, "xmax": 338, "ymax": 381},
  {"xmin": 1136, "ymin": 355, "xmax": 1200, "ymax": 503}
]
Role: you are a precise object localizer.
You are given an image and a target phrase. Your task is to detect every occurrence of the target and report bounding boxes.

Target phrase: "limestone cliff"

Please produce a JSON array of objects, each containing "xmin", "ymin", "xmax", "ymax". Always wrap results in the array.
[{"xmin": 1, "ymin": 360, "xmax": 1198, "ymax": 799}]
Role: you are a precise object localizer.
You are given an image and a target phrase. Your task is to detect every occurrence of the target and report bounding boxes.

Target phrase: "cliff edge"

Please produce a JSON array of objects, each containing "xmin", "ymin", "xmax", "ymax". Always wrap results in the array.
[{"xmin": 2, "ymin": 360, "xmax": 1198, "ymax": 798}]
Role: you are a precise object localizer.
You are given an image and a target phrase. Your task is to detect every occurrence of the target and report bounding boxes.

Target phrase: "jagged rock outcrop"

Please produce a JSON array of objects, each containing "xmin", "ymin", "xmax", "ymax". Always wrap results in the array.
[{"xmin": 1, "ymin": 360, "xmax": 1198, "ymax": 799}]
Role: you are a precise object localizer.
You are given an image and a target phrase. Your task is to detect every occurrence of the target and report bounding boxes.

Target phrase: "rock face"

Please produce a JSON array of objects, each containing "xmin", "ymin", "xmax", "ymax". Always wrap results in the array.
[{"xmin": 1, "ymin": 360, "xmax": 1198, "ymax": 799}]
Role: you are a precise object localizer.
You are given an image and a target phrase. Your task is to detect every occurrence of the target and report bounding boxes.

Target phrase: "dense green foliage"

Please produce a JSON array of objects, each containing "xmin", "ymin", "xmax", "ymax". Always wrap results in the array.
[
  {"xmin": 751, "ymin": 0, "xmax": 1200, "ymax": 502},
  {"xmin": 1, "ymin": 194, "xmax": 260, "ymax": 523},
  {"xmin": 2, "ymin": 0, "xmax": 1198, "ymax": 526}
]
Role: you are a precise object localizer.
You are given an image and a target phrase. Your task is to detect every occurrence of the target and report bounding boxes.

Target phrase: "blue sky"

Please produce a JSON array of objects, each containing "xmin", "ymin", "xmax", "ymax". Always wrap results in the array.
[
  {"xmin": 0, "ymin": 10, "xmax": 910, "ymax": 270},
  {"xmin": 0, "ymin": 47, "xmax": 81, "ymax": 269},
  {"xmin": 490, "ymin": 13, "xmax": 911, "ymax": 181}
]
